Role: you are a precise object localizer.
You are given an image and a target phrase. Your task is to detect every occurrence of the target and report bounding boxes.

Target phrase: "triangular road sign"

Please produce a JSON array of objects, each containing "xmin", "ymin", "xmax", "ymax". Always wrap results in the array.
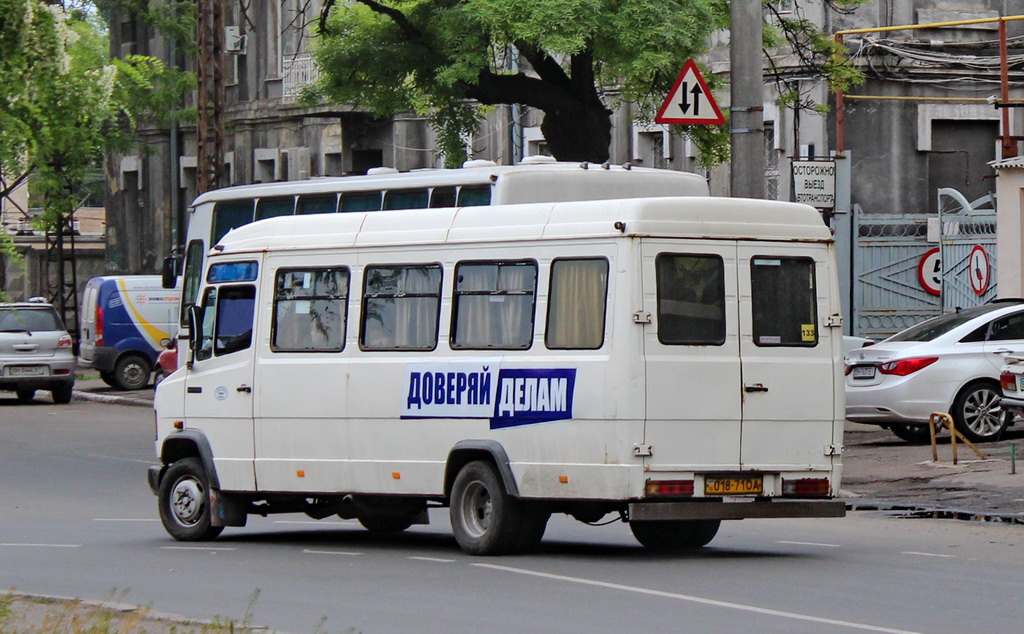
[{"xmin": 655, "ymin": 59, "xmax": 725, "ymax": 125}]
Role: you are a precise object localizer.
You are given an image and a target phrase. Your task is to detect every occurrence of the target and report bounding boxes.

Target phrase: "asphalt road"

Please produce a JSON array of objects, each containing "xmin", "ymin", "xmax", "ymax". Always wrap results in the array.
[{"xmin": 2, "ymin": 396, "xmax": 1023, "ymax": 633}]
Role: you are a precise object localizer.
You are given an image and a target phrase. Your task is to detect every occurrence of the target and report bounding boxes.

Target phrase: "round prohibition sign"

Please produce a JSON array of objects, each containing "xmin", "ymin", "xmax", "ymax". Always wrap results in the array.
[
  {"xmin": 969, "ymin": 245, "xmax": 991, "ymax": 296},
  {"xmin": 917, "ymin": 247, "xmax": 941, "ymax": 296}
]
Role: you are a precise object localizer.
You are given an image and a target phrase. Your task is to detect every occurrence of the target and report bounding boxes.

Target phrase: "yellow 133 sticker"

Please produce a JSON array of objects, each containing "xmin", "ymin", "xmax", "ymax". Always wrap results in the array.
[{"xmin": 801, "ymin": 324, "xmax": 816, "ymax": 342}]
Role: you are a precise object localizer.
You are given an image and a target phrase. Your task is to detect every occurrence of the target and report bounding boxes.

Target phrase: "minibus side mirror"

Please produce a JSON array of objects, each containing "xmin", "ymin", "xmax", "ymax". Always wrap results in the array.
[
  {"xmin": 162, "ymin": 256, "xmax": 179, "ymax": 289},
  {"xmin": 187, "ymin": 304, "xmax": 204, "ymax": 368}
]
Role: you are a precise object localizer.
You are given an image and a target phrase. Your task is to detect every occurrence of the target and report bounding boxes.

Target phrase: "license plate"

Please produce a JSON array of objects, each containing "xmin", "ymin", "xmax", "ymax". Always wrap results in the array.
[
  {"xmin": 1017, "ymin": 375, "xmax": 1024, "ymax": 393},
  {"xmin": 705, "ymin": 475, "xmax": 763, "ymax": 496},
  {"xmin": 8, "ymin": 365, "xmax": 45, "ymax": 377},
  {"xmin": 852, "ymin": 365, "xmax": 876, "ymax": 379}
]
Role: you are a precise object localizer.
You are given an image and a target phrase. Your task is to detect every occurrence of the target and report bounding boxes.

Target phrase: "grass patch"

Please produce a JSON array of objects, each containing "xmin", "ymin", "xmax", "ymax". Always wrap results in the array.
[{"xmin": 0, "ymin": 589, "xmax": 274, "ymax": 633}]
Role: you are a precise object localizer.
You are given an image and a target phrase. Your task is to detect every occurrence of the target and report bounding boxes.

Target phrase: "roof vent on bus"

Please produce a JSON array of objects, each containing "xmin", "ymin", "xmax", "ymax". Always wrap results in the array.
[
  {"xmin": 461, "ymin": 159, "xmax": 498, "ymax": 169},
  {"xmin": 366, "ymin": 167, "xmax": 400, "ymax": 175},
  {"xmin": 519, "ymin": 155, "xmax": 557, "ymax": 165}
]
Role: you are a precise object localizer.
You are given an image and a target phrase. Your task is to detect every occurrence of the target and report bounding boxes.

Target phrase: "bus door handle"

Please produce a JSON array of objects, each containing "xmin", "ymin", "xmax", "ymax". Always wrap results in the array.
[
  {"xmin": 237, "ymin": 385, "xmax": 252, "ymax": 393},
  {"xmin": 744, "ymin": 384, "xmax": 768, "ymax": 393}
]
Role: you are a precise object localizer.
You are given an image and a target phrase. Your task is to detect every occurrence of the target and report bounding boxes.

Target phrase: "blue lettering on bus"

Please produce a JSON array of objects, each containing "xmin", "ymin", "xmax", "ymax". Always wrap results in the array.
[
  {"xmin": 490, "ymin": 368, "xmax": 576, "ymax": 429},
  {"xmin": 405, "ymin": 367, "xmax": 494, "ymax": 410}
]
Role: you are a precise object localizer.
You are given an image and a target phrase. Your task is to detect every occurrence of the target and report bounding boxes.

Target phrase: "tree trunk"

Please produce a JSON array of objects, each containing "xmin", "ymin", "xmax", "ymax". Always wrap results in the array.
[{"xmin": 540, "ymin": 102, "xmax": 613, "ymax": 163}]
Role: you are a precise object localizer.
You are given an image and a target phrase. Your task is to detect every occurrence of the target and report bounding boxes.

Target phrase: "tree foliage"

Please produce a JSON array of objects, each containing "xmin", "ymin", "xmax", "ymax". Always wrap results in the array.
[
  {"xmin": 0, "ymin": 0, "xmax": 191, "ymax": 234},
  {"xmin": 308, "ymin": 0, "xmax": 865, "ymax": 167}
]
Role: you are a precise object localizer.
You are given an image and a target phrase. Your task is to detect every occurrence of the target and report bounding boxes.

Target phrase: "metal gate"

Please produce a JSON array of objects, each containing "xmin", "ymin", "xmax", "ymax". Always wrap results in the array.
[{"xmin": 852, "ymin": 189, "xmax": 997, "ymax": 341}]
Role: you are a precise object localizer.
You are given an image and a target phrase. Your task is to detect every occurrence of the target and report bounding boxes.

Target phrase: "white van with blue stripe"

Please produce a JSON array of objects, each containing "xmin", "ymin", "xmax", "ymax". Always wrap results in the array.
[{"xmin": 79, "ymin": 276, "xmax": 181, "ymax": 390}]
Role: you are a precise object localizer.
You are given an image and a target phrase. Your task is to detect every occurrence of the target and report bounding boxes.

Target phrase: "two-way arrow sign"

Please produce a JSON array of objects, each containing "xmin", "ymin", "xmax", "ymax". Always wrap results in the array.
[{"xmin": 655, "ymin": 59, "xmax": 725, "ymax": 125}]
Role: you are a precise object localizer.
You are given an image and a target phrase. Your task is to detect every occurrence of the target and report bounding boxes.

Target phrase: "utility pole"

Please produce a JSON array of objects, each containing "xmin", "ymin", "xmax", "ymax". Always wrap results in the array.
[
  {"xmin": 196, "ymin": 0, "xmax": 226, "ymax": 194},
  {"xmin": 730, "ymin": 0, "xmax": 765, "ymax": 199}
]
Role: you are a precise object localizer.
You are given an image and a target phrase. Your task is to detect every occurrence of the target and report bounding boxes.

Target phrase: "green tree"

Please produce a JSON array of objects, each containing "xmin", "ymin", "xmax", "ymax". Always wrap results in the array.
[
  {"xmin": 1, "ymin": 0, "xmax": 190, "ymax": 235},
  {"xmin": 309, "ymin": 0, "xmax": 865, "ymax": 167}
]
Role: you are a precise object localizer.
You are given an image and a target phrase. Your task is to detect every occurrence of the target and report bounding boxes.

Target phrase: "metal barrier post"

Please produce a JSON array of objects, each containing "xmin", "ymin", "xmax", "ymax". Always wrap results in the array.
[{"xmin": 929, "ymin": 412, "xmax": 986, "ymax": 465}]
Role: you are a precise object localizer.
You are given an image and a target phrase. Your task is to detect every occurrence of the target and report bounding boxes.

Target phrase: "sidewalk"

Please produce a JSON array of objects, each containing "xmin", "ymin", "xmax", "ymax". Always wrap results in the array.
[
  {"xmin": 73, "ymin": 377, "xmax": 155, "ymax": 407},
  {"xmin": 70, "ymin": 379, "xmax": 1024, "ymax": 523}
]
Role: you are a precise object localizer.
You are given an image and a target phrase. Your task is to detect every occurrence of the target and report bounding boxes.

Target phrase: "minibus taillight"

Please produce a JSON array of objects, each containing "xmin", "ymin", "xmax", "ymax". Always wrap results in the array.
[
  {"xmin": 645, "ymin": 480, "xmax": 694, "ymax": 497},
  {"xmin": 878, "ymin": 356, "xmax": 938, "ymax": 376},
  {"xmin": 95, "ymin": 305, "xmax": 104, "ymax": 346},
  {"xmin": 1000, "ymin": 372, "xmax": 1017, "ymax": 392},
  {"xmin": 782, "ymin": 478, "xmax": 830, "ymax": 498}
]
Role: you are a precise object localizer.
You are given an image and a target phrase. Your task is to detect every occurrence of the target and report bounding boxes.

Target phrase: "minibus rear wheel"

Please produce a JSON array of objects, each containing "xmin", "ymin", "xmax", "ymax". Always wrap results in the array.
[
  {"xmin": 450, "ymin": 460, "xmax": 525, "ymax": 555},
  {"xmin": 629, "ymin": 519, "xmax": 721, "ymax": 551},
  {"xmin": 158, "ymin": 457, "xmax": 224, "ymax": 541}
]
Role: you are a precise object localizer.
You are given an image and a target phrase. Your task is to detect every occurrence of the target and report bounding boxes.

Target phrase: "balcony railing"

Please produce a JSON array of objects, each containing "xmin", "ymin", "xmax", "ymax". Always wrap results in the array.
[{"xmin": 282, "ymin": 53, "xmax": 320, "ymax": 103}]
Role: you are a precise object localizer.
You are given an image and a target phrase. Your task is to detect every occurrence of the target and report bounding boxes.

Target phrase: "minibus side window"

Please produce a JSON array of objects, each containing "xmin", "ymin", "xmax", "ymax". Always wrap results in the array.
[
  {"xmin": 195, "ymin": 287, "xmax": 217, "ymax": 361},
  {"xmin": 255, "ymin": 196, "xmax": 297, "ymax": 220},
  {"xmin": 751, "ymin": 257, "xmax": 817, "ymax": 346},
  {"xmin": 214, "ymin": 285, "xmax": 256, "ymax": 356},
  {"xmin": 451, "ymin": 261, "xmax": 537, "ymax": 349},
  {"xmin": 546, "ymin": 258, "xmax": 609, "ymax": 349},
  {"xmin": 361, "ymin": 264, "xmax": 442, "ymax": 351},
  {"xmin": 272, "ymin": 268, "xmax": 349, "ymax": 352},
  {"xmin": 179, "ymin": 240, "xmax": 206, "ymax": 328},
  {"xmin": 212, "ymin": 199, "xmax": 255, "ymax": 244},
  {"xmin": 656, "ymin": 254, "xmax": 726, "ymax": 345}
]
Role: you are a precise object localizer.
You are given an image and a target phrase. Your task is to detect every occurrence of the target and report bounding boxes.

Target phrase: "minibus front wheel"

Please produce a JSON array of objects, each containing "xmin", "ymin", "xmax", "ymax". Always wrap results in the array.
[{"xmin": 158, "ymin": 457, "xmax": 224, "ymax": 541}]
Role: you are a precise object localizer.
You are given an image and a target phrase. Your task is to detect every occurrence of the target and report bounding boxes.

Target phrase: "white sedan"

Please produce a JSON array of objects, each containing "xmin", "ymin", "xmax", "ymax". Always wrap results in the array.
[{"xmin": 845, "ymin": 300, "xmax": 1024, "ymax": 443}]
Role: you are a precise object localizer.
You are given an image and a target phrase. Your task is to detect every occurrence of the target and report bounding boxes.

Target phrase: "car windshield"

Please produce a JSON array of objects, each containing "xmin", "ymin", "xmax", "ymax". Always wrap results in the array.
[
  {"xmin": 0, "ymin": 307, "xmax": 64, "ymax": 332},
  {"xmin": 886, "ymin": 304, "xmax": 1009, "ymax": 342}
]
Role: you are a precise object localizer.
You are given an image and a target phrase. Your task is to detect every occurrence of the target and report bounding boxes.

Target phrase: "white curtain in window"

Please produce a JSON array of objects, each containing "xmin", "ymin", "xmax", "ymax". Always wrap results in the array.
[{"xmin": 547, "ymin": 260, "xmax": 608, "ymax": 348}]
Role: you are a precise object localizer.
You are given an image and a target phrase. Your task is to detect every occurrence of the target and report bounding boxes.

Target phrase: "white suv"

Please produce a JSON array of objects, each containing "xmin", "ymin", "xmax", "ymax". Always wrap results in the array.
[{"xmin": 0, "ymin": 298, "xmax": 77, "ymax": 403}]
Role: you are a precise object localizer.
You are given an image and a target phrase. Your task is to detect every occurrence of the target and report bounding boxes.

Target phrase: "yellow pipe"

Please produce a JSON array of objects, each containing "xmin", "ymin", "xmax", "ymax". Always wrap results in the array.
[
  {"xmin": 844, "ymin": 95, "xmax": 1024, "ymax": 102},
  {"xmin": 836, "ymin": 14, "xmax": 1024, "ymax": 37}
]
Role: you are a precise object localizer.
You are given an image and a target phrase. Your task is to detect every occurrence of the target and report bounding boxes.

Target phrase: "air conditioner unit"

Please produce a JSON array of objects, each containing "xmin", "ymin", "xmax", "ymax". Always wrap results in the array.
[{"xmin": 225, "ymin": 27, "xmax": 246, "ymax": 53}]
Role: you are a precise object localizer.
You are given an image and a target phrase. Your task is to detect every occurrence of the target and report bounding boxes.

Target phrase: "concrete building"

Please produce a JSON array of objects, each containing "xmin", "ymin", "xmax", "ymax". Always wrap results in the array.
[{"xmin": 106, "ymin": 1, "xmax": 1024, "ymax": 338}]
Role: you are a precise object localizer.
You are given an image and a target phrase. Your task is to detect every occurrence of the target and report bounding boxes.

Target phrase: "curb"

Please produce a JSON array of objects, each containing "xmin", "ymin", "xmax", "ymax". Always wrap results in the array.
[
  {"xmin": 846, "ymin": 499, "xmax": 1024, "ymax": 526},
  {"xmin": 73, "ymin": 390, "xmax": 153, "ymax": 408}
]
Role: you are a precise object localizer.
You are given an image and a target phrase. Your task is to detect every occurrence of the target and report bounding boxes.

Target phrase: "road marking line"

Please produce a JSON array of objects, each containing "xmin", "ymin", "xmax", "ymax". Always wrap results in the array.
[
  {"xmin": 0, "ymin": 543, "xmax": 80, "ymax": 548},
  {"xmin": 408, "ymin": 556, "xmax": 456, "ymax": 563},
  {"xmin": 778, "ymin": 541, "xmax": 842, "ymax": 548},
  {"xmin": 902, "ymin": 551, "xmax": 956, "ymax": 559},
  {"xmin": 273, "ymin": 520, "xmax": 354, "ymax": 525},
  {"xmin": 473, "ymin": 563, "xmax": 921, "ymax": 634},
  {"xmin": 303, "ymin": 549, "xmax": 362, "ymax": 556},
  {"xmin": 160, "ymin": 546, "xmax": 236, "ymax": 551},
  {"xmin": 93, "ymin": 518, "xmax": 161, "ymax": 522}
]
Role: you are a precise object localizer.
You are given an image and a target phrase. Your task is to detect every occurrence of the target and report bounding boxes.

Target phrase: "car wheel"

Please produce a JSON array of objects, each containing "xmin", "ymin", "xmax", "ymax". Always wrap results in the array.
[
  {"xmin": 449, "ymin": 460, "xmax": 524, "ymax": 555},
  {"xmin": 629, "ymin": 519, "xmax": 721, "ymax": 551},
  {"xmin": 112, "ymin": 354, "xmax": 151, "ymax": 391},
  {"xmin": 158, "ymin": 457, "xmax": 224, "ymax": 541},
  {"xmin": 99, "ymin": 371, "xmax": 117, "ymax": 388},
  {"xmin": 952, "ymin": 381, "xmax": 1008, "ymax": 443},
  {"xmin": 51, "ymin": 383, "xmax": 73, "ymax": 404},
  {"xmin": 888, "ymin": 423, "xmax": 935, "ymax": 444},
  {"xmin": 15, "ymin": 387, "xmax": 34, "ymax": 403}
]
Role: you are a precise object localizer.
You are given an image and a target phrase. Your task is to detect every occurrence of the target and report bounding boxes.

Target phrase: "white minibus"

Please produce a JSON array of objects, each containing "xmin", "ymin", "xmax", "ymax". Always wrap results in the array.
[
  {"xmin": 163, "ymin": 160, "xmax": 710, "ymax": 355},
  {"xmin": 151, "ymin": 196, "xmax": 846, "ymax": 555}
]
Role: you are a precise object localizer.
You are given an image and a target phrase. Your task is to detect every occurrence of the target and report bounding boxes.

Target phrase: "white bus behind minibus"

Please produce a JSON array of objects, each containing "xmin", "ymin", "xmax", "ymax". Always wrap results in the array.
[
  {"xmin": 151, "ymin": 195, "xmax": 846, "ymax": 555},
  {"xmin": 163, "ymin": 160, "xmax": 709, "ymax": 360}
]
